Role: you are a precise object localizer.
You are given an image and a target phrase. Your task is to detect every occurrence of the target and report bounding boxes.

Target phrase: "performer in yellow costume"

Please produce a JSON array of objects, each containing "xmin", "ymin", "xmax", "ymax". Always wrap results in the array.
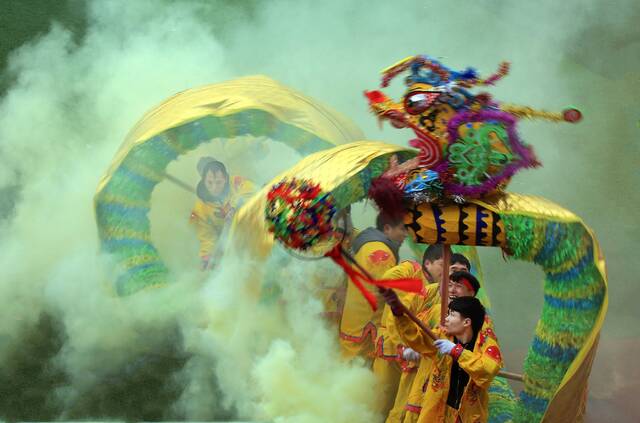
[
  {"xmin": 404, "ymin": 271, "xmax": 487, "ymax": 422},
  {"xmin": 338, "ymin": 213, "xmax": 407, "ymax": 362},
  {"xmin": 379, "ymin": 253, "xmax": 472, "ymax": 423},
  {"xmin": 384, "ymin": 284, "xmax": 502, "ymax": 422},
  {"xmin": 190, "ymin": 157, "xmax": 255, "ymax": 269},
  {"xmin": 373, "ymin": 259, "xmax": 426, "ymax": 421}
]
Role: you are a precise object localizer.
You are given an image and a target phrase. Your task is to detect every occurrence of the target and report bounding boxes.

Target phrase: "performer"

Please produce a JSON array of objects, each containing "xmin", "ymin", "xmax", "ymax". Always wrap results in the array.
[
  {"xmin": 402, "ymin": 270, "xmax": 485, "ymax": 422},
  {"xmin": 384, "ymin": 289, "xmax": 501, "ymax": 423},
  {"xmin": 422, "ymin": 245, "xmax": 444, "ymax": 285},
  {"xmin": 189, "ymin": 157, "xmax": 254, "ymax": 270},
  {"xmin": 377, "ymin": 255, "xmax": 472, "ymax": 423},
  {"xmin": 372, "ymin": 259, "xmax": 426, "ymax": 419},
  {"xmin": 449, "ymin": 253, "xmax": 471, "ymax": 276},
  {"xmin": 338, "ymin": 213, "xmax": 407, "ymax": 362}
]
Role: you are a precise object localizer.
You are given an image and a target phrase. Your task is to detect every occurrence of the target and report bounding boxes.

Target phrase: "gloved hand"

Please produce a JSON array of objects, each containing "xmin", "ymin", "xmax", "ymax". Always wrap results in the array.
[
  {"xmin": 402, "ymin": 347, "xmax": 421, "ymax": 362},
  {"xmin": 381, "ymin": 288, "xmax": 404, "ymax": 316},
  {"xmin": 434, "ymin": 339, "xmax": 456, "ymax": 355}
]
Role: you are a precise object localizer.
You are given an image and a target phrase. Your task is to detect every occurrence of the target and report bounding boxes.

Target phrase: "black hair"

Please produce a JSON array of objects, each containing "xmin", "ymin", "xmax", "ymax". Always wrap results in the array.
[
  {"xmin": 450, "ymin": 270, "xmax": 480, "ymax": 295},
  {"xmin": 450, "ymin": 253, "xmax": 471, "ymax": 271},
  {"xmin": 422, "ymin": 244, "xmax": 443, "ymax": 264},
  {"xmin": 448, "ymin": 296, "xmax": 486, "ymax": 335},
  {"xmin": 375, "ymin": 213, "xmax": 404, "ymax": 231},
  {"xmin": 202, "ymin": 160, "xmax": 229, "ymax": 181}
]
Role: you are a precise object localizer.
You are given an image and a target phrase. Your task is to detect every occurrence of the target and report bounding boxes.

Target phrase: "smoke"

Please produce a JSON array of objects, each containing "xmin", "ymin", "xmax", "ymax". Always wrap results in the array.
[
  {"xmin": 0, "ymin": 0, "xmax": 638, "ymax": 421},
  {"xmin": 0, "ymin": 0, "xmax": 237, "ymax": 420}
]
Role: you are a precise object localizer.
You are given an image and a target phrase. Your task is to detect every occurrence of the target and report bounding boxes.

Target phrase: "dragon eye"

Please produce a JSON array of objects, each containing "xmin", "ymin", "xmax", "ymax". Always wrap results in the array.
[{"xmin": 404, "ymin": 91, "xmax": 439, "ymax": 115}]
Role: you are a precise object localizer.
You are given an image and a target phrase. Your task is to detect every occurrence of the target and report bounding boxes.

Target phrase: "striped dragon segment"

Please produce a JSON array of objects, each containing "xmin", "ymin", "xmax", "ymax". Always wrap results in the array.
[
  {"xmin": 405, "ymin": 202, "xmax": 506, "ymax": 247},
  {"xmin": 95, "ymin": 76, "xmax": 364, "ymax": 296},
  {"xmin": 478, "ymin": 194, "xmax": 607, "ymax": 422},
  {"xmin": 402, "ymin": 193, "xmax": 606, "ymax": 422}
]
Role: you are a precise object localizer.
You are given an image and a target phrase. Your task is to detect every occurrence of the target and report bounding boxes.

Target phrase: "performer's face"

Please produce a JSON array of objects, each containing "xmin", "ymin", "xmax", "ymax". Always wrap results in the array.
[
  {"xmin": 423, "ymin": 258, "xmax": 443, "ymax": 282},
  {"xmin": 205, "ymin": 170, "xmax": 227, "ymax": 196},
  {"xmin": 384, "ymin": 223, "xmax": 408, "ymax": 245},
  {"xmin": 444, "ymin": 309, "xmax": 471, "ymax": 336},
  {"xmin": 448, "ymin": 280, "xmax": 474, "ymax": 304}
]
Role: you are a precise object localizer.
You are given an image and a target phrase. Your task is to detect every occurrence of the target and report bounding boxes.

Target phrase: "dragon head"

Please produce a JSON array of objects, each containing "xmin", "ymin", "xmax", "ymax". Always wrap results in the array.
[
  {"xmin": 365, "ymin": 56, "xmax": 511, "ymax": 163},
  {"xmin": 364, "ymin": 55, "xmax": 582, "ymax": 202}
]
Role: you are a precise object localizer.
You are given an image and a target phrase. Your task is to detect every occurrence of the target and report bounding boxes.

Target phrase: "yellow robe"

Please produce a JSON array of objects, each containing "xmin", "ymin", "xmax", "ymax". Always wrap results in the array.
[
  {"xmin": 395, "ymin": 315, "xmax": 503, "ymax": 423},
  {"xmin": 379, "ymin": 280, "xmax": 441, "ymax": 423},
  {"xmin": 397, "ymin": 283, "xmax": 441, "ymax": 423},
  {"xmin": 338, "ymin": 238, "xmax": 398, "ymax": 361},
  {"xmin": 398, "ymin": 288, "xmax": 498, "ymax": 423},
  {"xmin": 190, "ymin": 175, "xmax": 255, "ymax": 260},
  {"xmin": 316, "ymin": 231, "xmax": 356, "ymax": 326}
]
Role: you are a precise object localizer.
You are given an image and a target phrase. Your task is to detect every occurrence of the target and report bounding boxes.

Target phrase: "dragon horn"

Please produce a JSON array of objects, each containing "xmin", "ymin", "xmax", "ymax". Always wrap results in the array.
[
  {"xmin": 478, "ymin": 61, "xmax": 511, "ymax": 86},
  {"xmin": 456, "ymin": 61, "xmax": 510, "ymax": 88},
  {"xmin": 500, "ymin": 104, "xmax": 583, "ymax": 123},
  {"xmin": 381, "ymin": 56, "xmax": 416, "ymax": 87}
]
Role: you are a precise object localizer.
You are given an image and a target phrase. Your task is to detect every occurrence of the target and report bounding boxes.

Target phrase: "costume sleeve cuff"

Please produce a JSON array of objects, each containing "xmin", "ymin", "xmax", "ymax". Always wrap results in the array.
[{"xmin": 450, "ymin": 343, "xmax": 464, "ymax": 360}]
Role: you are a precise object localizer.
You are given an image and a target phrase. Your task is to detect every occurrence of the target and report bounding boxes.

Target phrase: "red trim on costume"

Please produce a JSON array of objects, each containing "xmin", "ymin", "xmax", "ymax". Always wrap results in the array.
[
  {"xmin": 450, "ymin": 343, "xmax": 464, "ymax": 360},
  {"xmin": 405, "ymin": 404, "xmax": 422, "ymax": 414},
  {"xmin": 484, "ymin": 327, "xmax": 497, "ymax": 340},
  {"xmin": 339, "ymin": 322, "xmax": 377, "ymax": 344},
  {"xmin": 400, "ymin": 360, "xmax": 418, "ymax": 373},
  {"xmin": 485, "ymin": 346, "xmax": 502, "ymax": 363},
  {"xmin": 374, "ymin": 339, "xmax": 418, "ymax": 372},
  {"xmin": 408, "ymin": 260, "xmax": 421, "ymax": 273},
  {"xmin": 375, "ymin": 334, "xmax": 401, "ymax": 360},
  {"xmin": 479, "ymin": 326, "xmax": 497, "ymax": 348}
]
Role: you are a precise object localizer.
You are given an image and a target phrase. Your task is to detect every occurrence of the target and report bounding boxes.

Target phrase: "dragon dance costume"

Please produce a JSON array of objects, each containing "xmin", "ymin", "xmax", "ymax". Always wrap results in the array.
[
  {"xmin": 190, "ymin": 173, "xmax": 254, "ymax": 265},
  {"xmin": 96, "ymin": 50, "xmax": 606, "ymax": 422},
  {"xmin": 339, "ymin": 227, "xmax": 400, "ymax": 360}
]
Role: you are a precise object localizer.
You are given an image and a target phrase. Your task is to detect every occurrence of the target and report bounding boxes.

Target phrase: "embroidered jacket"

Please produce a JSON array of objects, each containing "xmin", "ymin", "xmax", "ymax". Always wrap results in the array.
[{"xmin": 394, "ymin": 315, "xmax": 502, "ymax": 423}]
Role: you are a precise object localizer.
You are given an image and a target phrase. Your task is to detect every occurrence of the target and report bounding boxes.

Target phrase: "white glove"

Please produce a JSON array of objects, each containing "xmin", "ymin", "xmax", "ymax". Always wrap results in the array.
[
  {"xmin": 434, "ymin": 339, "xmax": 456, "ymax": 355},
  {"xmin": 402, "ymin": 347, "xmax": 421, "ymax": 362}
]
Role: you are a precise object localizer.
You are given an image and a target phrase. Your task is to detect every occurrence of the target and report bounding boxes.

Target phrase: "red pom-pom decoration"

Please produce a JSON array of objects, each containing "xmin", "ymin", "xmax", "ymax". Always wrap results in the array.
[
  {"xmin": 563, "ymin": 108, "xmax": 582, "ymax": 123},
  {"xmin": 368, "ymin": 176, "xmax": 406, "ymax": 221}
]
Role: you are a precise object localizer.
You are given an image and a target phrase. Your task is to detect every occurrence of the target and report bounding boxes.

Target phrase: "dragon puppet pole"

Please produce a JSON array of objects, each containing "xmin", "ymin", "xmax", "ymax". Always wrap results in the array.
[
  {"xmin": 440, "ymin": 245, "xmax": 451, "ymax": 326},
  {"xmin": 162, "ymin": 172, "xmax": 196, "ymax": 194},
  {"xmin": 340, "ymin": 248, "xmax": 439, "ymax": 341}
]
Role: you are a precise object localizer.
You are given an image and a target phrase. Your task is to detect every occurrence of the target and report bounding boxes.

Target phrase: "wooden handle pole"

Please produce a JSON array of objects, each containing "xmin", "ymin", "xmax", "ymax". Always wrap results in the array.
[
  {"xmin": 162, "ymin": 172, "xmax": 196, "ymax": 194},
  {"xmin": 497, "ymin": 370, "xmax": 524, "ymax": 382},
  {"xmin": 440, "ymin": 245, "xmax": 451, "ymax": 326}
]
